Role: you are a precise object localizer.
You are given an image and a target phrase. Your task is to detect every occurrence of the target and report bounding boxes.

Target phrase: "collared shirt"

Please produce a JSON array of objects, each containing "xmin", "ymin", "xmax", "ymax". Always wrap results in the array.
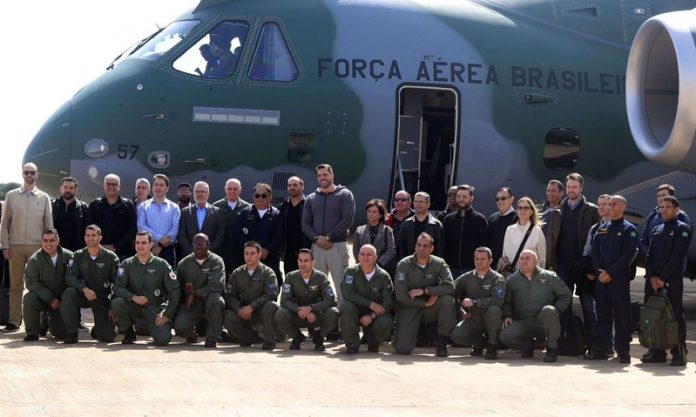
[
  {"xmin": 227, "ymin": 200, "xmax": 238, "ymax": 211},
  {"xmin": 137, "ymin": 198, "xmax": 180, "ymax": 242},
  {"xmin": 196, "ymin": 205, "xmax": 207, "ymax": 231}
]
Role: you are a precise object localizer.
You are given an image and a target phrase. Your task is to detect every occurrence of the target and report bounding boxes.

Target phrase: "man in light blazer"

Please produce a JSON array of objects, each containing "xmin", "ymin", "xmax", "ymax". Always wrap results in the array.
[{"xmin": 179, "ymin": 182, "xmax": 225, "ymax": 255}]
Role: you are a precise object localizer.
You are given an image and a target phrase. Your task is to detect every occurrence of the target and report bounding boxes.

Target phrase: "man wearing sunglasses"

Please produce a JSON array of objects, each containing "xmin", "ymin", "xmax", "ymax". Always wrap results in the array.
[
  {"xmin": 0, "ymin": 162, "xmax": 53, "ymax": 333},
  {"xmin": 238, "ymin": 183, "xmax": 284, "ymax": 287}
]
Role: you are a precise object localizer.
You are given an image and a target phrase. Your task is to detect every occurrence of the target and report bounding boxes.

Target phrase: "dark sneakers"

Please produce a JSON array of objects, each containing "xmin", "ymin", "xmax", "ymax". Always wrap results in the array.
[
  {"xmin": 261, "ymin": 342, "xmax": 276, "ymax": 351},
  {"xmin": 186, "ymin": 336, "xmax": 198, "ymax": 344},
  {"xmin": 23, "ymin": 334, "xmax": 39, "ymax": 342},
  {"xmin": 63, "ymin": 333, "xmax": 79, "ymax": 344},
  {"xmin": 345, "ymin": 346, "xmax": 359, "ymax": 355},
  {"xmin": 583, "ymin": 351, "xmax": 609, "ymax": 360},
  {"xmin": 289, "ymin": 331, "xmax": 306, "ymax": 350},
  {"xmin": 619, "ymin": 354, "xmax": 631, "ymax": 364},
  {"xmin": 204, "ymin": 340, "xmax": 217, "ymax": 348}
]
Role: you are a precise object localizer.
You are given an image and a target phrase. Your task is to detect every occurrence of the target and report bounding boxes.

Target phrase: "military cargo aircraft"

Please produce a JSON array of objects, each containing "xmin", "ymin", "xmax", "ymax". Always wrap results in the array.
[{"xmin": 23, "ymin": 0, "xmax": 696, "ymax": 258}]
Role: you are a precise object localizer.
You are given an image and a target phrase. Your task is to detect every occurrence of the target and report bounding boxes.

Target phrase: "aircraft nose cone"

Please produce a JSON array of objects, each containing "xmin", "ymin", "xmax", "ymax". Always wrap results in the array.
[{"xmin": 23, "ymin": 100, "xmax": 72, "ymax": 191}]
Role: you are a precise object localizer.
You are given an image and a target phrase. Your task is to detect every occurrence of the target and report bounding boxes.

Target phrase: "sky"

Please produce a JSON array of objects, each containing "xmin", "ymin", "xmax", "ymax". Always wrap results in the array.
[{"xmin": 0, "ymin": 0, "xmax": 198, "ymax": 184}]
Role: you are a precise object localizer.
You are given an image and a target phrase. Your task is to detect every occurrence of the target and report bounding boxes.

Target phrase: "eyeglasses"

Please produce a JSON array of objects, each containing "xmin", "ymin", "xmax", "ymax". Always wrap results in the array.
[
  {"xmin": 517, "ymin": 206, "xmax": 532, "ymax": 210},
  {"xmin": 23, "ymin": 171, "xmax": 36, "ymax": 176},
  {"xmin": 394, "ymin": 198, "xmax": 409, "ymax": 203},
  {"xmin": 254, "ymin": 193, "xmax": 268, "ymax": 199},
  {"xmin": 495, "ymin": 196, "xmax": 508, "ymax": 201}
]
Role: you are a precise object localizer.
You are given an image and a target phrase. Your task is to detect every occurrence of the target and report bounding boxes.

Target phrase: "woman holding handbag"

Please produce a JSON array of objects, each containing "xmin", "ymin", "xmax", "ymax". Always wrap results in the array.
[{"xmin": 500, "ymin": 196, "xmax": 546, "ymax": 274}]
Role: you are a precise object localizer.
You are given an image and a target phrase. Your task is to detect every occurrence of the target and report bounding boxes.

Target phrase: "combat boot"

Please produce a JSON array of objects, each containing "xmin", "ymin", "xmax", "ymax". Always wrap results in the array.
[
  {"xmin": 313, "ymin": 333, "xmax": 325, "ymax": 352},
  {"xmin": 641, "ymin": 349, "xmax": 667, "ymax": 363},
  {"xmin": 289, "ymin": 331, "xmax": 306, "ymax": 350},
  {"xmin": 521, "ymin": 341, "xmax": 534, "ymax": 359},
  {"xmin": 484, "ymin": 344, "xmax": 498, "ymax": 360},
  {"xmin": 670, "ymin": 345, "xmax": 687, "ymax": 366},
  {"xmin": 470, "ymin": 345, "xmax": 484, "ymax": 356},
  {"xmin": 63, "ymin": 333, "xmax": 79, "ymax": 344},
  {"xmin": 544, "ymin": 348, "xmax": 558, "ymax": 363},
  {"xmin": 436, "ymin": 335, "xmax": 449, "ymax": 357},
  {"xmin": 121, "ymin": 327, "xmax": 137, "ymax": 345}
]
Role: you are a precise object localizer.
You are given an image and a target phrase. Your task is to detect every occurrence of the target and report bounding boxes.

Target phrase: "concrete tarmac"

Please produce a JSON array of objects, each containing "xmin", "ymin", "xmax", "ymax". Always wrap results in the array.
[{"xmin": 2, "ymin": 275, "xmax": 695, "ymax": 417}]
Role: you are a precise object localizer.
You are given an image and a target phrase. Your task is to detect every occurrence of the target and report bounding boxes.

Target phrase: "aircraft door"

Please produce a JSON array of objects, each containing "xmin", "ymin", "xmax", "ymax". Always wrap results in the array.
[{"xmin": 392, "ymin": 86, "xmax": 458, "ymax": 211}]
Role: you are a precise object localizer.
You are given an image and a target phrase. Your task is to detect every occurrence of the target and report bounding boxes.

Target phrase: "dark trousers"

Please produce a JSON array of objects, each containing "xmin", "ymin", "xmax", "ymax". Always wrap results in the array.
[
  {"xmin": 557, "ymin": 259, "xmax": 597, "ymax": 349},
  {"xmin": 159, "ymin": 245, "xmax": 176, "ymax": 267},
  {"xmin": 595, "ymin": 277, "xmax": 632, "ymax": 355}
]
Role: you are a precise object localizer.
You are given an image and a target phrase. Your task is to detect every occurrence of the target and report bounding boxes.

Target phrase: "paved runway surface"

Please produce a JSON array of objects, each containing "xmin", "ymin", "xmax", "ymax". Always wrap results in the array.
[{"xmin": 2, "ymin": 273, "xmax": 695, "ymax": 417}]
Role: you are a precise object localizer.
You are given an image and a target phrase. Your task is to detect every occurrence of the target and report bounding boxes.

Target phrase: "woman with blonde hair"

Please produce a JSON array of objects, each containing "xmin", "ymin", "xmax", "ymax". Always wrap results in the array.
[{"xmin": 500, "ymin": 196, "xmax": 546, "ymax": 271}]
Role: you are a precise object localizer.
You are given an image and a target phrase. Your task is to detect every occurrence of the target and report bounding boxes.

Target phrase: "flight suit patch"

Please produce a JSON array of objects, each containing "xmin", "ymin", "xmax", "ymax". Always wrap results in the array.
[
  {"xmin": 630, "ymin": 231, "xmax": 637, "ymax": 237},
  {"xmin": 537, "ymin": 278, "xmax": 548, "ymax": 285},
  {"xmin": 425, "ymin": 273, "xmax": 434, "ymax": 280},
  {"xmin": 482, "ymin": 284, "xmax": 491, "ymax": 290},
  {"xmin": 169, "ymin": 272, "xmax": 177, "ymax": 280},
  {"xmin": 267, "ymin": 283, "xmax": 277, "ymax": 295},
  {"xmin": 308, "ymin": 285, "xmax": 318, "ymax": 291},
  {"xmin": 146, "ymin": 268, "xmax": 156, "ymax": 275},
  {"xmin": 95, "ymin": 262, "xmax": 105, "ymax": 268},
  {"xmin": 345, "ymin": 275, "xmax": 354, "ymax": 285},
  {"xmin": 396, "ymin": 272, "xmax": 405, "ymax": 281},
  {"xmin": 496, "ymin": 289, "xmax": 504, "ymax": 297},
  {"xmin": 117, "ymin": 267, "xmax": 125, "ymax": 277},
  {"xmin": 325, "ymin": 287, "xmax": 335, "ymax": 297},
  {"xmin": 67, "ymin": 259, "xmax": 74, "ymax": 268},
  {"xmin": 103, "ymin": 281, "xmax": 111, "ymax": 288},
  {"xmin": 683, "ymin": 231, "xmax": 690, "ymax": 238},
  {"xmin": 282, "ymin": 284, "xmax": 291, "ymax": 293},
  {"xmin": 154, "ymin": 289, "xmax": 161, "ymax": 297}
]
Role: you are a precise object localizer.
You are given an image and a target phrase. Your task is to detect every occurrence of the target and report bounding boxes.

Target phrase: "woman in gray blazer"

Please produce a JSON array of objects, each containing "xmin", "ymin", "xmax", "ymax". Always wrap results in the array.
[{"xmin": 353, "ymin": 199, "xmax": 397, "ymax": 276}]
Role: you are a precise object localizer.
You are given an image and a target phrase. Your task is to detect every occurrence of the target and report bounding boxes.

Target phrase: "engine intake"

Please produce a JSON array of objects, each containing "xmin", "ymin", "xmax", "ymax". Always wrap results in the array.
[{"xmin": 626, "ymin": 9, "xmax": 696, "ymax": 172}]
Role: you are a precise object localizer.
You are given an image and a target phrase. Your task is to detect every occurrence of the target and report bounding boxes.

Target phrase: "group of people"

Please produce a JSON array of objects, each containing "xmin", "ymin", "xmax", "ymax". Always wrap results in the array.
[{"xmin": 0, "ymin": 163, "xmax": 691, "ymax": 366}]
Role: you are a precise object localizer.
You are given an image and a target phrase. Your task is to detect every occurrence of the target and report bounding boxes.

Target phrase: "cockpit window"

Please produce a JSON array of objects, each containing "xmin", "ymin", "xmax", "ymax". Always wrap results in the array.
[
  {"xmin": 128, "ymin": 20, "xmax": 200, "ymax": 62},
  {"xmin": 173, "ymin": 20, "xmax": 250, "ymax": 78},
  {"xmin": 249, "ymin": 22, "xmax": 298, "ymax": 82}
]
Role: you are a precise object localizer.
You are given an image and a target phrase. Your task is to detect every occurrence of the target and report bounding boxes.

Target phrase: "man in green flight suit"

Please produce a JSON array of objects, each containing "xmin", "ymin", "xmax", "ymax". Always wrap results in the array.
[
  {"xmin": 394, "ymin": 232, "xmax": 456, "ymax": 357},
  {"xmin": 62, "ymin": 224, "xmax": 119, "ymax": 343},
  {"xmin": 23, "ymin": 228, "xmax": 73, "ymax": 342},
  {"xmin": 111, "ymin": 231, "xmax": 181, "ymax": 346},
  {"xmin": 174, "ymin": 233, "xmax": 225, "ymax": 348},
  {"xmin": 223, "ymin": 240, "xmax": 279, "ymax": 350},
  {"xmin": 450, "ymin": 246, "xmax": 506, "ymax": 359},
  {"xmin": 499, "ymin": 249, "xmax": 571, "ymax": 362},
  {"xmin": 274, "ymin": 248, "xmax": 339, "ymax": 352},
  {"xmin": 340, "ymin": 244, "xmax": 394, "ymax": 354}
]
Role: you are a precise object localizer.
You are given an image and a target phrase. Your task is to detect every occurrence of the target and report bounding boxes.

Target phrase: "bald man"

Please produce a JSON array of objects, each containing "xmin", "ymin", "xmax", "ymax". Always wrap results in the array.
[{"xmin": 499, "ymin": 250, "xmax": 571, "ymax": 362}]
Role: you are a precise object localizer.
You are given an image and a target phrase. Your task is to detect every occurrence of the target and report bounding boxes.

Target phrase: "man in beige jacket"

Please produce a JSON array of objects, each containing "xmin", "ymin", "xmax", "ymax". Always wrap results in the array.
[{"xmin": 0, "ymin": 162, "xmax": 53, "ymax": 332}]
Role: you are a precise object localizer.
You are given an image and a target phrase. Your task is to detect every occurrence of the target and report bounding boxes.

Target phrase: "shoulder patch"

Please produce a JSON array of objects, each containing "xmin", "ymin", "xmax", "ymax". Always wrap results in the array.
[
  {"xmin": 344, "ymin": 275, "xmax": 354, "ymax": 285},
  {"xmin": 117, "ymin": 267, "xmax": 125, "ymax": 277},
  {"xmin": 682, "ymin": 231, "xmax": 690, "ymax": 238},
  {"xmin": 67, "ymin": 259, "xmax": 74, "ymax": 268},
  {"xmin": 396, "ymin": 272, "xmax": 405, "ymax": 281},
  {"xmin": 496, "ymin": 288, "xmax": 504, "ymax": 298},
  {"xmin": 325, "ymin": 286, "xmax": 335, "ymax": 297},
  {"xmin": 630, "ymin": 231, "xmax": 637, "ymax": 237},
  {"xmin": 282, "ymin": 283, "xmax": 291, "ymax": 293},
  {"xmin": 169, "ymin": 272, "xmax": 177, "ymax": 280}
]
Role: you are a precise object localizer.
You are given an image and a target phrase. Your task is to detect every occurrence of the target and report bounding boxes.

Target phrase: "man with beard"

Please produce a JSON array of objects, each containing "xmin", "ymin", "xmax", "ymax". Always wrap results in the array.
[
  {"xmin": 0, "ymin": 162, "xmax": 53, "ymax": 333},
  {"xmin": 278, "ymin": 176, "xmax": 311, "ymax": 275},
  {"xmin": 442, "ymin": 184, "xmax": 488, "ymax": 277},
  {"xmin": 177, "ymin": 183, "xmax": 192, "ymax": 210},
  {"xmin": 62, "ymin": 224, "xmax": 119, "ymax": 343},
  {"xmin": 52, "ymin": 177, "xmax": 88, "ymax": 252},
  {"xmin": 397, "ymin": 192, "xmax": 442, "ymax": 259}
]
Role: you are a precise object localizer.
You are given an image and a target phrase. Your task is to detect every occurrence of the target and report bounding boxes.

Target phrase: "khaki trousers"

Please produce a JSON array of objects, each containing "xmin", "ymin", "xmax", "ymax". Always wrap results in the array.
[{"xmin": 8, "ymin": 244, "xmax": 41, "ymax": 326}]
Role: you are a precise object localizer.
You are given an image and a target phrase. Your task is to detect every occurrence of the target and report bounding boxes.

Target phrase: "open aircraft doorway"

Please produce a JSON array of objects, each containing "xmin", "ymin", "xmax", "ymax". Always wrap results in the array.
[{"xmin": 393, "ymin": 86, "xmax": 458, "ymax": 211}]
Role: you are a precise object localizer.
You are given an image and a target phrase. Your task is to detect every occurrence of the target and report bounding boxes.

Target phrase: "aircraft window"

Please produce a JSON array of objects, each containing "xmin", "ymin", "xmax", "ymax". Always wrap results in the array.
[
  {"xmin": 84, "ymin": 139, "xmax": 109, "ymax": 159},
  {"xmin": 173, "ymin": 21, "xmax": 249, "ymax": 78},
  {"xmin": 148, "ymin": 151, "xmax": 171, "ymax": 169},
  {"xmin": 287, "ymin": 133, "xmax": 316, "ymax": 163},
  {"xmin": 249, "ymin": 22, "xmax": 298, "ymax": 82},
  {"xmin": 129, "ymin": 20, "xmax": 200, "ymax": 62},
  {"xmin": 543, "ymin": 128, "xmax": 580, "ymax": 170}
]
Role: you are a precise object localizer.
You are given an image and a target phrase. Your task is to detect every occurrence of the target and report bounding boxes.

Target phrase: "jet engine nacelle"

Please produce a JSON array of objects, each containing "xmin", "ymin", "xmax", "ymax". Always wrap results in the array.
[{"xmin": 626, "ymin": 9, "xmax": 696, "ymax": 172}]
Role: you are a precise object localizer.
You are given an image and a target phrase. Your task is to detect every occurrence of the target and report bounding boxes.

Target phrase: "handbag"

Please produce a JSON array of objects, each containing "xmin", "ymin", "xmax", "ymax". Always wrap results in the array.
[{"xmin": 496, "ymin": 224, "xmax": 533, "ymax": 277}]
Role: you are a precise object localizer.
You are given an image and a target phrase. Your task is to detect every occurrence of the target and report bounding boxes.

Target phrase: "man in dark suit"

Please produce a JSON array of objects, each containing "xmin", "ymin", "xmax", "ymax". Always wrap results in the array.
[
  {"xmin": 213, "ymin": 178, "xmax": 250, "ymax": 275},
  {"xmin": 179, "ymin": 181, "xmax": 225, "ymax": 255}
]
